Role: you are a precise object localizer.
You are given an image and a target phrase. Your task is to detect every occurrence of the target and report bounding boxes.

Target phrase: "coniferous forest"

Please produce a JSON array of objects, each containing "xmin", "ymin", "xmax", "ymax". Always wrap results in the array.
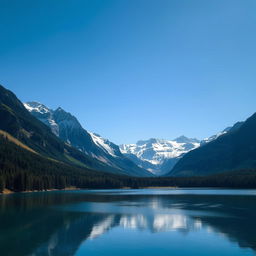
[
  {"xmin": 0, "ymin": 84, "xmax": 256, "ymax": 193},
  {"xmin": 2, "ymin": 3, "xmax": 256, "ymax": 256},
  {"xmin": 1, "ymin": 131, "xmax": 256, "ymax": 193}
]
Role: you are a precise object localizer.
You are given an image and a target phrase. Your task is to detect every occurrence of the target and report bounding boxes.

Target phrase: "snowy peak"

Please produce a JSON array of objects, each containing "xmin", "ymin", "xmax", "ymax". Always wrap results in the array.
[
  {"xmin": 120, "ymin": 125, "xmax": 242, "ymax": 175},
  {"xmin": 200, "ymin": 122, "xmax": 243, "ymax": 145},
  {"xmin": 24, "ymin": 102, "xmax": 84, "ymax": 137},
  {"xmin": 24, "ymin": 102, "xmax": 122, "ymax": 159},
  {"xmin": 200, "ymin": 130, "xmax": 228, "ymax": 145},
  {"xmin": 24, "ymin": 102, "xmax": 151, "ymax": 177},
  {"xmin": 24, "ymin": 102, "xmax": 59, "ymax": 136},
  {"xmin": 120, "ymin": 137, "xmax": 200, "ymax": 166},
  {"xmin": 24, "ymin": 102, "xmax": 51, "ymax": 115}
]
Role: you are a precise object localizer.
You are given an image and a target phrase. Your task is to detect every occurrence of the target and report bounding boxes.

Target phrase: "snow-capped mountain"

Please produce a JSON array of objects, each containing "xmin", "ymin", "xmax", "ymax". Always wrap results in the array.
[
  {"xmin": 24, "ymin": 102, "xmax": 152, "ymax": 177},
  {"xmin": 200, "ymin": 122, "xmax": 244, "ymax": 145},
  {"xmin": 24, "ymin": 102, "xmax": 59, "ymax": 136},
  {"xmin": 24, "ymin": 102, "xmax": 243, "ymax": 177},
  {"xmin": 120, "ymin": 121, "xmax": 245, "ymax": 176},
  {"xmin": 120, "ymin": 136, "xmax": 200, "ymax": 175},
  {"xmin": 89, "ymin": 132, "xmax": 122, "ymax": 158},
  {"xmin": 168, "ymin": 118, "xmax": 251, "ymax": 177}
]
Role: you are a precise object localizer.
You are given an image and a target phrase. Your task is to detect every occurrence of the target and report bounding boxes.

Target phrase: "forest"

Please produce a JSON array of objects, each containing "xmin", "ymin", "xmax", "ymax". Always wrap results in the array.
[{"xmin": 1, "ymin": 132, "xmax": 256, "ymax": 193}]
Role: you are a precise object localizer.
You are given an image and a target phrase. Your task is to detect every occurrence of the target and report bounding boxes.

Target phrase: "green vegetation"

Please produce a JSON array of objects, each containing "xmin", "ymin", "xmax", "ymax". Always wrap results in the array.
[
  {"xmin": 1, "ymin": 132, "xmax": 256, "ymax": 193},
  {"xmin": 0, "ymin": 133, "xmax": 129, "ymax": 192},
  {"xmin": 1, "ymin": 84, "xmax": 256, "ymax": 193},
  {"xmin": 0, "ymin": 85, "xmax": 135, "ymax": 176}
]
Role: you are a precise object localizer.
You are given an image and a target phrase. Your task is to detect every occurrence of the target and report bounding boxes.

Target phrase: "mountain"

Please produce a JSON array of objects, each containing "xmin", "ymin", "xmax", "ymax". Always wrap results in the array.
[
  {"xmin": 0, "ymin": 129, "xmax": 117, "ymax": 192},
  {"xmin": 168, "ymin": 113, "xmax": 256, "ymax": 176},
  {"xmin": 0, "ymin": 86, "xmax": 79, "ymax": 163},
  {"xmin": 24, "ymin": 102, "xmax": 151, "ymax": 177},
  {"xmin": 200, "ymin": 122, "xmax": 244, "ymax": 145},
  {"xmin": 120, "ymin": 136, "xmax": 200, "ymax": 175},
  {"xmin": 0, "ymin": 85, "xmax": 137, "ymax": 176},
  {"xmin": 0, "ymin": 84, "xmax": 146, "ymax": 191}
]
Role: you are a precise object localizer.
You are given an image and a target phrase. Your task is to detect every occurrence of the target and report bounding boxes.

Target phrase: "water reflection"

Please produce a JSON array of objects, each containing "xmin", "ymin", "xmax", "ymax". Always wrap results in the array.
[
  {"xmin": 0, "ymin": 190, "xmax": 256, "ymax": 256},
  {"xmin": 29, "ymin": 213, "xmax": 206, "ymax": 256}
]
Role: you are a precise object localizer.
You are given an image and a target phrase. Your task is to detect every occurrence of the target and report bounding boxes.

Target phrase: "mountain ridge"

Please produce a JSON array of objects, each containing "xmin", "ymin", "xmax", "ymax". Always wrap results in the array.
[
  {"xmin": 24, "ymin": 101, "xmax": 152, "ymax": 177},
  {"xmin": 120, "ymin": 136, "xmax": 200, "ymax": 175},
  {"xmin": 168, "ymin": 112, "xmax": 256, "ymax": 176}
]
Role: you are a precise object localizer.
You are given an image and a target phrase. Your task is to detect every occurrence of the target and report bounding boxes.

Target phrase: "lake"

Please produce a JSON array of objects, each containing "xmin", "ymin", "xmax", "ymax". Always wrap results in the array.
[{"xmin": 0, "ymin": 188, "xmax": 256, "ymax": 256}]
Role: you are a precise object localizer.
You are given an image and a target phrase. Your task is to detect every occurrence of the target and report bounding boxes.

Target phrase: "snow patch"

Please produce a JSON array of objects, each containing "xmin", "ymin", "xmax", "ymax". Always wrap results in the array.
[
  {"xmin": 24, "ymin": 102, "xmax": 50, "ymax": 114},
  {"xmin": 89, "ymin": 132, "xmax": 117, "ymax": 157},
  {"xmin": 120, "ymin": 138, "xmax": 200, "ymax": 165}
]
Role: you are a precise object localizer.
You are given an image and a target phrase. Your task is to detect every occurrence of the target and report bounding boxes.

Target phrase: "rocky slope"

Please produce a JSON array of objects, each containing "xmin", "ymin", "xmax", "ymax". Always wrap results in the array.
[
  {"xmin": 120, "ymin": 136, "xmax": 200, "ymax": 175},
  {"xmin": 168, "ymin": 114, "xmax": 256, "ymax": 176},
  {"xmin": 24, "ymin": 102, "xmax": 152, "ymax": 177}
]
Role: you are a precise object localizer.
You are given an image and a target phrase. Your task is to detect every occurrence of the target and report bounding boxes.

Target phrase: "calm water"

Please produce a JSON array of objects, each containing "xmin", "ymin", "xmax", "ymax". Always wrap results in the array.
[{"xmin": 1, "ymin": 189, "xmax": 256, "ymax": 256}]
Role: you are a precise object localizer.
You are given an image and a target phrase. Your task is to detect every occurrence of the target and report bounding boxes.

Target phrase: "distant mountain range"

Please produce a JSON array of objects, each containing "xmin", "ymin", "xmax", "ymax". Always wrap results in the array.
[
  {"xmin": 0, "ymin": 84, "xmax": 120, "ymax": 192},
  {"xmin": 1, "ymin": 84, "xmax": 256, "ymax": 191},
  {"xmin": 168, "ymin": 117, "xmax": 255, "ymax": 176},
  {"xmin": 0, "ymin": 84, "xmax": 160, "ymax": 193},
  {"xmin": 120, "ymin": 136, "xmax": 200, "ymax": 175},
  {"xmin": 120, "ymin": 122, "xmax": 246, "ymax": 175},
  {"xmin": 24, "ymin": 102, "xmax": 151, "ymax": 177}
]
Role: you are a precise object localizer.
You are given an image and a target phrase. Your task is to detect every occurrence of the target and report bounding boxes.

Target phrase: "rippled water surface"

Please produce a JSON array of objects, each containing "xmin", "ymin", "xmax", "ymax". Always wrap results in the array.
[{"xmin": 1, "ymin": 188, "xmax": 256, "ymax": 256}]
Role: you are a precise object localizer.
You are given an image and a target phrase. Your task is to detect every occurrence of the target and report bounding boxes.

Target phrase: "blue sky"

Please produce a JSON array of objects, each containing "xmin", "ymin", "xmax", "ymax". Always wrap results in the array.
[{"xmin": 0, "ymin": 0, "xmax": 256, "ymax": 144}]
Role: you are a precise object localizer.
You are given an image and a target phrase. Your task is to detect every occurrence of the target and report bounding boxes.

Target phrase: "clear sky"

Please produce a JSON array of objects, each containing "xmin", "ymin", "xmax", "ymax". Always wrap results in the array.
[{"xmin": 0, "ymin": 0, "xmax": 256, "ymax": 144}]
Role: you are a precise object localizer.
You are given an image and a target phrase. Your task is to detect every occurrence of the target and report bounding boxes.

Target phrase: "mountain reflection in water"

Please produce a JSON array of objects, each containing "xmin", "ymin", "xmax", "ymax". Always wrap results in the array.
[{"xmin": 0, "ymin": 189, "xmax": 256, "ymax": 256}]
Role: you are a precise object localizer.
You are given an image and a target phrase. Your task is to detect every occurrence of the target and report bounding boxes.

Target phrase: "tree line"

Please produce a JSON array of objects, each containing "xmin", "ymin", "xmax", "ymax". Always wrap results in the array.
[{"xmin": 1, "ymin": 134, "xmax": 256, "ymax": 193}]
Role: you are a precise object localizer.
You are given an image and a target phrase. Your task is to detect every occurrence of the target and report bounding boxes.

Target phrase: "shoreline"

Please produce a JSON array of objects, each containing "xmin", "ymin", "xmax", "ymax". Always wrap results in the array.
[
  {"xmin": 0, "ymin": 186, "xmax": 179, "ymax": 195},
  {"xmin": 0, "ymin": 186, "xmax": 80, "ymax": 195},
  {"xmin": 1, "ymin": 186, "xmax": 254, "ymax": 195}
]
